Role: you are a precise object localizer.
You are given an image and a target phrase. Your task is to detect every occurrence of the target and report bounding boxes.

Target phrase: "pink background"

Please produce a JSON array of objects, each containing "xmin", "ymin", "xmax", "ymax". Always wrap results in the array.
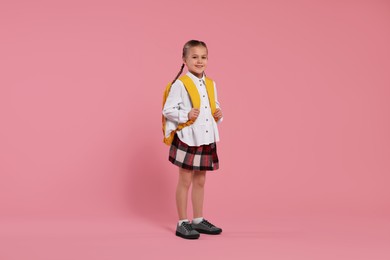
[{"xmin": 1, "ymin": 0, "xmax": 389, "ymax": 259}]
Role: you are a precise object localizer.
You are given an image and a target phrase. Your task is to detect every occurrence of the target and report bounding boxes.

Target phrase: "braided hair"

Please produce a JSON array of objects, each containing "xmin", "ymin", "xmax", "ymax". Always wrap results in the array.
[{"xmin": 171, "ymin": 40, "xmax": 208, "ymax": 85}]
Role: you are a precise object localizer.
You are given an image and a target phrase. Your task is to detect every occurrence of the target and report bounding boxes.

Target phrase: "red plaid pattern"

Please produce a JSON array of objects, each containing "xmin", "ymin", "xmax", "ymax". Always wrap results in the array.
[{"xmin": 169, "ymin": 134, "xmax": 219, "ymax": 171}]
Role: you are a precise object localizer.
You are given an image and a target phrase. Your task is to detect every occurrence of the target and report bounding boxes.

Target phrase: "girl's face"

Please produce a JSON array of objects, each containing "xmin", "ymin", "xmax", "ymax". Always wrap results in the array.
[{"xmin": 183, "ymin": 46, "xmax": 208, "ymax": 78}]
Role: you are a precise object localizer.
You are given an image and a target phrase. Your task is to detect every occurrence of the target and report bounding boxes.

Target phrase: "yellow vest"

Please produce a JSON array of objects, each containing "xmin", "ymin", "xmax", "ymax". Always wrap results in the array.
[{"xmin": 162, "ymin": 75, "xmax": 217, "ymax": 145}]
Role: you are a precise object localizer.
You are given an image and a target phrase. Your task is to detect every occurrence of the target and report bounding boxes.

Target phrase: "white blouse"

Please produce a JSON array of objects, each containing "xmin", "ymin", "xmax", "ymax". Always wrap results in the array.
[{"xmin": 162, "ymin": 71, "xmax": 223, "ymax": 146}]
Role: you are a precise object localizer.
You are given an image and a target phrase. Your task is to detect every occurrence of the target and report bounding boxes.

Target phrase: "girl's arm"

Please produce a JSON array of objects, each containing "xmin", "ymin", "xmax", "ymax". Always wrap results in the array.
[
  {"xmin": 162, "ymin": 81, "xmax": 190, "ymax": 124},
  {"xmin": 214, "ymin": 81, "xmax": 223, "ymax": 124}
]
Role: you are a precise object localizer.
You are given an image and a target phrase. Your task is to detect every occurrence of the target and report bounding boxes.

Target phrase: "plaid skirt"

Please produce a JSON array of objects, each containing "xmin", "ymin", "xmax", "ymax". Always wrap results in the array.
[{"xmin": 169, "ymin": 134, "xmax": 219, "ymax": 171}]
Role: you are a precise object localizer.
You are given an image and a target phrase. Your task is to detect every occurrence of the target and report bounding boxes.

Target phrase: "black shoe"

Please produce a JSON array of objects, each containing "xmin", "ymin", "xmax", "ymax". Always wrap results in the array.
[
  {"xmin": 191, "ymin": 219, "xmax": 222, "ymax": 235},
  {"xmin": 176, "ymin": 221, "xmax": 200, "ymax": 239}
]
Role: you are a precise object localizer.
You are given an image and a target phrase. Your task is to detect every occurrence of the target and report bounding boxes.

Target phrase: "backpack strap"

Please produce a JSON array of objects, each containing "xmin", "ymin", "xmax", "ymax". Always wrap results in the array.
[
  {"xmin": 178, "ymin": 75, "xmax": 200, "ymax": 109},
  {"xmin": 204, "ymin": 77, "xmax": 217, "ymax": 119}
]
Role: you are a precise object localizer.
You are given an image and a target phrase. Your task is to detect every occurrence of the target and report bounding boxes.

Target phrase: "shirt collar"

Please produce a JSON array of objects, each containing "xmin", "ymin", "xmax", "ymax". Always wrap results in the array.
[{"xmin": 186, "ymin": 71, "xmax": 205, "ymax": 82}]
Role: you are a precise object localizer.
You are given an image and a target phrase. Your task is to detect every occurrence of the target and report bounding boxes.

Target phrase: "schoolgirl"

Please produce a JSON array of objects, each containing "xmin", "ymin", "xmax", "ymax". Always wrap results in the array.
[{"xmin": 162, "ymin": 40, "xmax": 223, "ymax": 239}]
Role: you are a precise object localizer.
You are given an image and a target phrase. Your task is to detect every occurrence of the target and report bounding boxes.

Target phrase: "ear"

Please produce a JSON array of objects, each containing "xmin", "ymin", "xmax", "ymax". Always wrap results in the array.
[{"xmin": 182, "ymin": 57, "xmax": 187, "ymax": 65}]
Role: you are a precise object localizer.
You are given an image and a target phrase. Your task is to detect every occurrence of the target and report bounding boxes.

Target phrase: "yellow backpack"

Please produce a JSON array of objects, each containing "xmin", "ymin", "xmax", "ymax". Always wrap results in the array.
[{"xmin": 162, "ymin": 75, "xmax": 217, "ymax": 145}]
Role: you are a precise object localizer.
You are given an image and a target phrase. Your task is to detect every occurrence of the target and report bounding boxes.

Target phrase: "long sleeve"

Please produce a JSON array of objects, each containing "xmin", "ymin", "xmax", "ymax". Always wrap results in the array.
[
  {"xmin": 214, "ymin": 81, "xmax": 223, "ymax": 124},
  {"xmin": 162, "ymin": 81, "xmax": 191, "ymax": 124}
]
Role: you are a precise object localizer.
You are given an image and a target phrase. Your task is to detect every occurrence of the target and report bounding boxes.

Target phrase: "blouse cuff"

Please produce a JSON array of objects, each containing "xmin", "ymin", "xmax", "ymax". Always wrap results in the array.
[{"xmin": 178, "ymin": 109, "xmax": 190, "ymax": 124}]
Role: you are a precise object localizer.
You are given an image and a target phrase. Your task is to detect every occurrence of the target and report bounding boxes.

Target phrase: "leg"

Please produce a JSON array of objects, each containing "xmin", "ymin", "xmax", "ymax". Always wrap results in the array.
[
  {"xmin": 176, "ymin": 167, "xmax": 194, "ymax": 220},
  {"xmin": 190, "ymin": 170, "xmax": 223, "ymax": 235},
  {"xmin": 192, "ymin": 170, "xmax": 206, "ymax": 218}
]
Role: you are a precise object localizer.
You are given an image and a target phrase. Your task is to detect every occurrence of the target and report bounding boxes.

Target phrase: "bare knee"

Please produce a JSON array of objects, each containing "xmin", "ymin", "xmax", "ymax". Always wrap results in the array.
[
  {"xmin": 178, "ymin": 168, "xmax": 193, "ymax": 189},
  {"xmin": 179, "ymin": 177, "xmax": 192, "ymax": 189},
  {"xmin": 193, "ymin": 171, "xmax": 206, "ymax": 188}
]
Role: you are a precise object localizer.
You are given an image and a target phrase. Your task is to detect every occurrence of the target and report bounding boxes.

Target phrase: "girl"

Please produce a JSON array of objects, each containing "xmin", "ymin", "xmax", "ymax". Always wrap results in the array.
[{"xmin": 162, "ymin": 40, "xmax": 223, "ymax": 239}]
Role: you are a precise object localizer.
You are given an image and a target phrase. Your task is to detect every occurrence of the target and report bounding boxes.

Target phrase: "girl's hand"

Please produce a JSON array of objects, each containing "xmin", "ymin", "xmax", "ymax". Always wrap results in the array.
[
  {"xmin": 214, "ymin": 108, "xmax": 223, "ymax": 121},
  {"xmin": 188, "ymin": 108, "xmax": 200, "ymax": 121}
]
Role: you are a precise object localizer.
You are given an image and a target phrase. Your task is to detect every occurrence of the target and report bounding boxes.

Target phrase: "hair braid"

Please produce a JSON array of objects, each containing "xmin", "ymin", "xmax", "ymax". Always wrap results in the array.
[{"xmin": 171, "ymin": 63, "xmax": 185, "ymax": 85}]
